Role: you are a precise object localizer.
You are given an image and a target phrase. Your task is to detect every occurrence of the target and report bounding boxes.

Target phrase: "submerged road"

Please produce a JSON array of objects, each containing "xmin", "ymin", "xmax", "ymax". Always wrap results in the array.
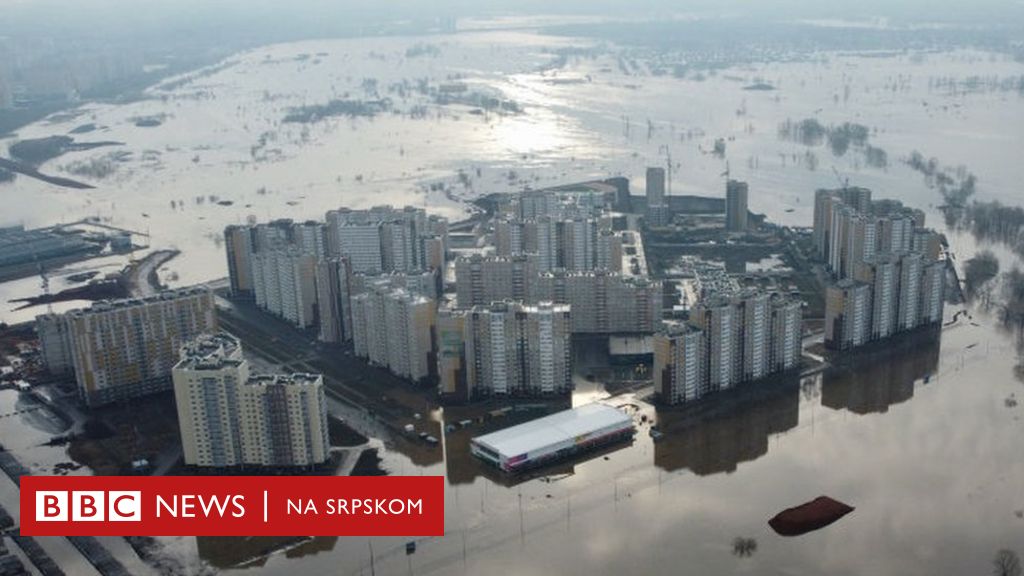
[{"xmin": 0, "ymin": 157, "xmax": 94, "ymax": 189}]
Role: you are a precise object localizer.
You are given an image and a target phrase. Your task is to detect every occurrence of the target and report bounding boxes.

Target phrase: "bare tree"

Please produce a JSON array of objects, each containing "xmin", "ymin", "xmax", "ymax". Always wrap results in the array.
[{"xmin": 994, "ymin": 549, "xmax": 1022, "ymax": 576}]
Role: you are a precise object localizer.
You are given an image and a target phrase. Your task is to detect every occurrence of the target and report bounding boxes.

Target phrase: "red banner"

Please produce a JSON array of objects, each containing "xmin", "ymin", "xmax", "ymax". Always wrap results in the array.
[{"xmin": 20, "ymin": 476, "xmax": 444, "ymax": 536}]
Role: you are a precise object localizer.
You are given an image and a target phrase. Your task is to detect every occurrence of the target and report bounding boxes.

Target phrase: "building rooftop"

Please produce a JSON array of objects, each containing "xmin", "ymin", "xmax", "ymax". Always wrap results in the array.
[
  {"xmin": 176, "ymin": 333, "xmax": 242, "ymax": 370},
  {"xmin": 65, "ymin": 285, "xmax": 212, "ymax": 317},
  {"xmin": 245, "ymin": 373, "xmax": 323, "ymax": 387},
  {"xmin": 472, "ymin": 403, "xmax": 632, "ymax": 458}
]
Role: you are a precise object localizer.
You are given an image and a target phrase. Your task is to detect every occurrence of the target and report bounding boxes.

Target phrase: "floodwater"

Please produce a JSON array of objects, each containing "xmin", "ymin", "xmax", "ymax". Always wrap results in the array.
[
  {"xmin": 2, "ymin": 28, "xmax": 1022, "ymax": 322},
  {"xmin": 0, "ymin": 23, "xmax": 1022, "ymax": 576}
]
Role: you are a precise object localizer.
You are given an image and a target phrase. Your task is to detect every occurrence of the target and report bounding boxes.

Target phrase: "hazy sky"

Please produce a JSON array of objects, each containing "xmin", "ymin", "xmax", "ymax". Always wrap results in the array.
[{"xmin": 0, "ymin": 0, "xmax": 1019, "ymax": 52}]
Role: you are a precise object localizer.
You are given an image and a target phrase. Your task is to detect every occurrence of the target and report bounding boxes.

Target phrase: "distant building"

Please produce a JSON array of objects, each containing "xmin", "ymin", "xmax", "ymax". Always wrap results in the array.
[
  {"xmin": 912, "ymin": 229, "xmax": 943, "ymax": 262},
  {"xmin": 725, "ymin": 180, "xmax": 749, "ymax": 232},
  {"xmin": 38, "ymin": 287, "xmax": 217, "ymax": 407},
  {"xmin": 645, "ymin": 167, "xmax": 668, "ymax": 226},
  {"xmin": 331, "ymin": 221, "xmax": 383, "ymax": 273},
  {"xmin": 646, "ymin": 167, "xmax": 666, "ymax": 206},
  {"xmin": 172, "ymin": 333, "xmax": 329, "ymax": 468},
  {"xmin": 325, "ymin": 206, "xmax": 447, "ymax": 274},
  {"xmin": 0, "ymin": 226, "xmax": 97, "ymax": 271},
  {"xmin": 813, "ymin": 187, "xmax": 932, "ymax": 279}
]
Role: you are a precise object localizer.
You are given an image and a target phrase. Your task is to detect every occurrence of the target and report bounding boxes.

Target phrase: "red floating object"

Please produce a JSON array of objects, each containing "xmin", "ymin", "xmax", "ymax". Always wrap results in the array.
[{"xmin": 768, "ymin": 496, "xmax": 854, "ymax": 536}]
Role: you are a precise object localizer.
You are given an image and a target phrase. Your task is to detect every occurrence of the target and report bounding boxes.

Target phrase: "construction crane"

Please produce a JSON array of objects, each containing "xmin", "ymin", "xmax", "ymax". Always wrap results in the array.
[
  {"xmin": 658, "ymin": 144, "xmax": 673, "ymax": 198},
  {"xmin": 832, "ymin": 166, "xmax": 850, "ymax": 191}
]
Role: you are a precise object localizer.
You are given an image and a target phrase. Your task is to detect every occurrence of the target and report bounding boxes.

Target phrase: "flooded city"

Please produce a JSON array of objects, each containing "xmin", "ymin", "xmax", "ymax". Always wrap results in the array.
[{"xmin": 1, "ymin": 4, "xmax": 1023, "ymax": 576}]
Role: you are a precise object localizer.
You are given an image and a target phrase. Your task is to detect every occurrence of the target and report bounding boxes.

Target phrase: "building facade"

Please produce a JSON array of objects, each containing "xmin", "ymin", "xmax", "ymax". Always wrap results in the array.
[
  {"xmin": 533, "ymin": 270, "xmax": 661, "ymax": 334},
  {"xmin": 444, "ymin": 301, "xmax": 572, "ymax": 400},
  {"xmin": 455, "ymin": 254, "xmax": 536, "ymax": 307},
  {"xmin": 656, "ymin": 290, "xmax": 803, "ymax": 406},
  {"xmin": 38, "ymin": 287, "xmax": 218, "ymax": 407},
  {"xmin": 653, "ymin": 323, "xmax": 705, "ymax": 405},
  {"xmin": 350, "ymin": 287, "xmax": 436, "ymax": 382},
  {"xmin": 252, "ymin": 249, "xmax": 318, "ymax": 329}
]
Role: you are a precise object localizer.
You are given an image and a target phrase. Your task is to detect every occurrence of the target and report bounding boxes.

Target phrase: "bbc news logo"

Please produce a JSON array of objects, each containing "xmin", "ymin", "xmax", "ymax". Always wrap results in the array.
[
  {"xmin": 35, "ymin": 491, "xmax": 141, "ymax": 522},
  {"xmin": 21, "ymin": 476, "xmax": 444, "ymax": 536}
]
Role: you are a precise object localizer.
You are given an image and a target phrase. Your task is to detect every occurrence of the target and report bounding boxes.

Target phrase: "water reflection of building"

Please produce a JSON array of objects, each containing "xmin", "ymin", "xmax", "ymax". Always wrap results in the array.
[
  {"xmin": 653, "ymin": 377, "xmax": 800, "ymax": 476},
  {"xmin": 197, "ymin": 535, "xmax": 338, "ymax": 569},
  {"xmin": 821, "ymin": 327, "xmax": 940, "ymax": 415}
]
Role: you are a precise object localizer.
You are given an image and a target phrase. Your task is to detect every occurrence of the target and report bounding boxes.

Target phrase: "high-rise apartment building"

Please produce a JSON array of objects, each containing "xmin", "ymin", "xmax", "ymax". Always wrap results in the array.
[
  {"xmin": 813, "ymin": 187, "xmax": 872, "ymax": 260},
  {"xmin": 350, "ymin": 287, "xmax": 436, "ymax": 382},
  {"xmin": 455, "ymin": 254, "xmax": 536, "ymax": 307},
  {"xmin": 224, "ymin": 225, "xmax": 256, "ymax": 298},
  {"xmin": 494, "ymin": 213, "xmax": 615, "ymax": 273},
  {"xmin": 436, "ymin": 309, "xmax": 469, "ymax": 398},
  {"xmin": 825, "ymin": 279, "xmax": 873, "ymax": 350},
  {"xmin": 457, "ymin": 301, "xmax": 572, "ymax": 399},
  {"xmin": 36, "ymin": 312, "xmax": 74, "ymax": 376},
  {"xmin": 835, "ymin": 251, "xmax": 940, "ymax": 347},
  {"xmin": 689, "ymin": 296, "xmax": 738, "ymax": 391},
  {"xmin": 324, "ymin": 206, "xmax": 447, "ymax": 274},
  {"xmin": 292, "ymin": 220, "xmax": 327, "ymax": 260},
  {"xmin": 919, "ymin": 261, "xmax": 946, "ymax": 325},
  {"xmin": 596, "ymin": 230, "xmax": 624, "ymax": 273},
  {"xmin": 737, "ymin": 291, "xmax": 769, "ymax": 381},
  {"xmin": 769, "ymin": 295, "xmax": 803, "ymax": 372},
  {"xmin": 725, "ymin": 180, "xmax": 749, "ymax": 232},
  {"xmin": 653, "ymin": 322, "xmax": 705, "ymax": 405},
  {"xmin": 897, "ymin": 252, "xmax": 923, "ymax": 331},
  {"xmin": 37, "ymin": 287, "xmax": 218, "ymax": 407},
  {"xmin": 645, "ymin": 167, "xmax": 668, "ymax": 226},
  {"xmin": 533, "ymin": 270, "xmax": 661, "ymax": 334},
  {"xmin": 172, "ymin": 333, "xmax": 329, "ymax": 468},
  {"xmin": 315, "ymin": 256, "xmax": 353, "ymax": 343},
  {"xmin": 252, "ymin": 248, "xmax": 318, "ymax": 328},
  {"xmin": 816, "ymin": 186, "xmax": 945, "ymax": 352},
  {"xmin": 657, "ymin": 290, "xmax": 802, "ymax": 406},
  {"xmin": 855, "ymin": 255, "xmax": 899, "ymax": 340}
]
